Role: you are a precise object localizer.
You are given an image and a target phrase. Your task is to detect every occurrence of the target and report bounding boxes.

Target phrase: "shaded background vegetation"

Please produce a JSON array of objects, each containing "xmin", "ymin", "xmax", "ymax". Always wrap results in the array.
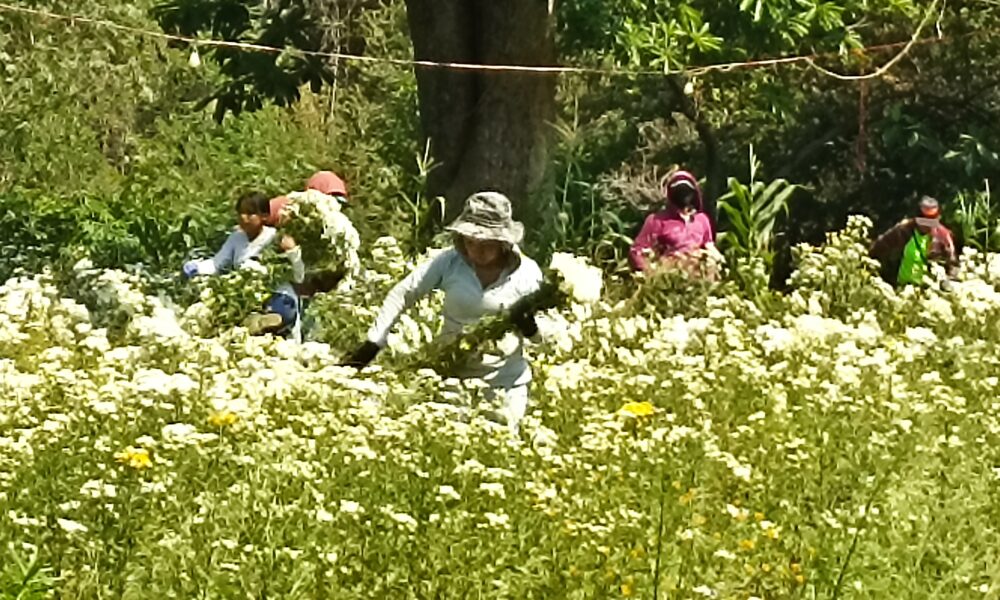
[{"xmin": 2, "ymin": 0, "xmax": 1000, "ymax": 280}]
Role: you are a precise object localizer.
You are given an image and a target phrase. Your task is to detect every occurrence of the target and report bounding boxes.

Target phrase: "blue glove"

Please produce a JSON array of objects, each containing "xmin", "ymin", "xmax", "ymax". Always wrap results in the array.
[{"xmin": 182, "ymin": 261, "xmax": 199, "ymax": 279}]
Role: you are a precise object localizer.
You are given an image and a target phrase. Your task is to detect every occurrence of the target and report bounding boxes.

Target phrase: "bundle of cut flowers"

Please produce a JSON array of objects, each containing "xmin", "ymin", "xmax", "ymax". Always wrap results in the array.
[
  {"xmin": 180, "ymin": 266, "xmax": 277, "ymax": 334},
  {"xmin": 280, "ymin": 190, "xmax": 361, "ymax": 276},
  {"xmin": 398, "ymin": 252, "xmax": 603, "ymax": 375}
]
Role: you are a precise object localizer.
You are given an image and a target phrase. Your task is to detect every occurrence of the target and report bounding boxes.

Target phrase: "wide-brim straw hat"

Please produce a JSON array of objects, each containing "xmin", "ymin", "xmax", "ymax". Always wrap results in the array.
[{"xmin": 445, "ymin": 192, "xmax": 524, "ymax": 245}]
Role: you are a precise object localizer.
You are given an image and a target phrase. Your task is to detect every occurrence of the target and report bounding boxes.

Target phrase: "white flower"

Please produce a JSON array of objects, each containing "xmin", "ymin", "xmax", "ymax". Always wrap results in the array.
[
  {"xmin": 713, "ymin": 549, "xmax": 736, "ymax": 560},
  {"xmin": 549, "ymin": 253, "xmax": 603, "ymax": 304},
  {"xmin": 482, "ymin": 511, "xmax": 510, "ymax": 529},
  {"xmin": 57, "ymin": 518, "xmax": 88, "ymax": 534},
  {"xmin": 436, "ymin": 485, "xmax": 461, "ymax": 501},
  {"xmin": 692, "ymin": 584, "xmax": 716, "ymax": 597},
  {"xmin": 339, "ymin": 500, "xmax": 363, "ymax": 514},
  {"xmin": 384, "ymin": 509, "xmax": 418, "ymax": 531},
  {"xmin": 90, "ymin": 400, "xmax": 118, "ymax": 415},
  {"xmin": 479, "ymin": 482, "xmax": 506, "ymax": 499},
  {"xmin": 731, "ymin": 463, "xmax": 751, "ymax": 482}
]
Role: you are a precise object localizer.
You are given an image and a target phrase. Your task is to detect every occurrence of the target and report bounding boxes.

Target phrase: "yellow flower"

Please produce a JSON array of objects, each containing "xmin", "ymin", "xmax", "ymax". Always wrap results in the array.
[
  {"xmin": 115, "ymin": 447, "xmax": 152, "ymax": 470},
  {"xmin": 739, "ymin": 538, "xmax": 756, "ymax": 551},
  {"xmin": 754, "ymin": 512, "xmax": 766, "ymax": 522},
  {"xmin": 795, "ymin": 574, "xmax": 806, "ymax": 585},
  {"xmin": 692, "ymin": 513, "xmax": 707, "ymax": 527},
  {"xmin": 790, "ymin": 562, "xmax": 802, "ymax": 574},
  {"xmin": 619, "ymin": 401, "xmax": 656, "ymax": 418},
  {"xmin": 678, "ymin": 488, "xmax": 697, "ymax": 506},
  {"xmin": 621, "ymin": 581, "xmax": 634, "ymax": 596},
  {"xmin": 208, "ymin": 410, "xmax": 239, "ymax": 428},
  {"xmin": 761, "ymin": 563, "xmax": 772, "ymax": 573}
]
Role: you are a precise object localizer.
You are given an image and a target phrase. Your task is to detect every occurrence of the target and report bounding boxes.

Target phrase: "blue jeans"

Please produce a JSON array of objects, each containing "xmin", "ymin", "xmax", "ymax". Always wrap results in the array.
[{"xmin": 264, "ymin": 292, "xmax": 299, "ymax": 338}]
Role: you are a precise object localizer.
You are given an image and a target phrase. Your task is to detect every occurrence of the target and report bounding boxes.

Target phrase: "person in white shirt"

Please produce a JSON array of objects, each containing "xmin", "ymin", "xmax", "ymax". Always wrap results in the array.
[
  {"xmin": 182, "ymin": 192, "xmax": 277, "ymax": 278},
  {"xmin": 345, "ymin": 192, "xmax": 543, "ymax": 431}
]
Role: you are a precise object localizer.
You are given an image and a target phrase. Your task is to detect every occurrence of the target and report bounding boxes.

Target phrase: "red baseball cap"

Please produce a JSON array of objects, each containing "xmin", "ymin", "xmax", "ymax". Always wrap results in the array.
[{"xmin": 306, "ymin": 171, "xmax": 348, "ymax": 199}]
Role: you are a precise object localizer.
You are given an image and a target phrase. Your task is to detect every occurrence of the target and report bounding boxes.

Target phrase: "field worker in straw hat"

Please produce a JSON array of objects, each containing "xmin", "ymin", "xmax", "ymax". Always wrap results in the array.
[
  {"xmin": 629, "ymin": 170, "xmax": 722, "ymax": 278},
  {"xmin": 870, "ymin": 196, "xmax": 959, "ymax": 289},
  {"xmin": 344, "ymin": 191, "xmax": 544, "ymax": 430}
]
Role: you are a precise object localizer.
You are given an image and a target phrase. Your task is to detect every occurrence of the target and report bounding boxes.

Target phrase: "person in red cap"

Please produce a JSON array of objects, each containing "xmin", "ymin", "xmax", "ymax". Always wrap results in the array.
[
  {"xmin": 264, "ymin": 171, "xmax": 349, "ymax": 227},
  {"xmin": 306, "ymin": 170, "xmax": 349, "ymax": 203},
  {"xmin": 870, "ymin": 196, "xmax": 958, "ymax": 288},
  {"xmin": 629, "ymin": 170, "xmax": 719, "ymax": 276}
]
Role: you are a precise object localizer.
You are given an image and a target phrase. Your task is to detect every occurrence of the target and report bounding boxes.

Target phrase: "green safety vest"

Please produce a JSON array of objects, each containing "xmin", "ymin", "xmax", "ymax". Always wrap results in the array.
[{"xmin": 897, "ymin": 230, "xmax": 930, "ymax": 285}]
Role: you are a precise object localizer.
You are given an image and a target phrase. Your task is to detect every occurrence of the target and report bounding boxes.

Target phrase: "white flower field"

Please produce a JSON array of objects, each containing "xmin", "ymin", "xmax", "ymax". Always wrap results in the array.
[{"xmin": 2, "ymin": 217, "xmax": 1000, "ymax": 598}]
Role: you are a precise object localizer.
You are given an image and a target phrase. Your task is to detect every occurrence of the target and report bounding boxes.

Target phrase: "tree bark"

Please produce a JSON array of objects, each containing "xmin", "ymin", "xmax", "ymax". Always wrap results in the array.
[
  {"xmin": 402, "ymin": 0, "xmax": 557, "ymax": 237},
  {"xmin": 666, "ymin": 75, "xmax": 722, "ymax": 222}
]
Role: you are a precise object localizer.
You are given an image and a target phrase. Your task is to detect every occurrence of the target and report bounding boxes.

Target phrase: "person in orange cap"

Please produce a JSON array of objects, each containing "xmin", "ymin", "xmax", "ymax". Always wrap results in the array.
[
  {"xmin": 264, "ymin": 170, "xmax": 349, "ymax": 227},
  {"xmin": 305, "ymin": 170, "xmax": 349, "ymax": 204},
  {"xmin": 870, "ymin": 196, "xmax": 958, "ymax": 288}
]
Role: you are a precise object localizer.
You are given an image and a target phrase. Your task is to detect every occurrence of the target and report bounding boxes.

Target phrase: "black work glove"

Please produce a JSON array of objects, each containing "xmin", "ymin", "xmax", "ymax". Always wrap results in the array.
[
  {"xmin": 510, "ymin": 309, "xmax": 539, "ymax": 338},
  {"xmin": 343, "ymin": 341, "xmax": 381, "ymax": 368}
]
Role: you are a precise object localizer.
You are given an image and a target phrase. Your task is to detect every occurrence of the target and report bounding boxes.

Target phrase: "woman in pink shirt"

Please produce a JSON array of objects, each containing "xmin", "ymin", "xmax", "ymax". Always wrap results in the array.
[{"xmin": 629, "ymin": 170, "xmax": 718, "ymax": 275}]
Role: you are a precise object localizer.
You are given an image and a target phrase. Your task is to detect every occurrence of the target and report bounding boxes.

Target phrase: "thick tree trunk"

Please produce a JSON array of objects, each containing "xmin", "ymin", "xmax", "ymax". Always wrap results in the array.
[{"xmin": 402, "ymin": 0, "xmax": 557, "ymax": 237}]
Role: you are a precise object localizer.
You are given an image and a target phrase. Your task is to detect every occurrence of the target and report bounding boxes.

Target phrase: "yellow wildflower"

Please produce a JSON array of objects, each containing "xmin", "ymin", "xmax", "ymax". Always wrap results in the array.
[
  {"xmin": 115, "ymin": 447, "xmax": 152, "ymax": 470},
  {"xmin": 208, "ymin": 410, "xmax": 239, "ymax": 428},
  {"xmin": 790, "ymin": 562, "xmax": 802, "ymax": 574},
  {"xmin": 678, "ymin": 488, "xmax": 697, "ymax": 505},
  {"xmin": 621, "ymin": 581, "xmax": 634, "ymax": 596},
  {"xmin": 739, "ymin": 538, "xmax": 756, "ymax": 551},
  {"xmin": 692, "ymin": 513, "xmax": 707, "ymax": 527},
  {"xmin": 761, "ymin": 563, "xmax": 772, "ymax": 573},
  {"xmin": 619, "ymin": 401, "xmax": 656, "ymax": 418},
  {"xmin": 795, "ymin": 574, "xmax": 806, "ymax": 585},
  {"xmin": 754, "ymin": 512, "xmax": 766, "ymax": 522}
]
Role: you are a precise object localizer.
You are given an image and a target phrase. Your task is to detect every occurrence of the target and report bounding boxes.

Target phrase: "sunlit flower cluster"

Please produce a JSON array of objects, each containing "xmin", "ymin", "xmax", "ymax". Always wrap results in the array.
[{"xmin": 1, "ymin": 219, "xmax": 999, "ymax": 597}]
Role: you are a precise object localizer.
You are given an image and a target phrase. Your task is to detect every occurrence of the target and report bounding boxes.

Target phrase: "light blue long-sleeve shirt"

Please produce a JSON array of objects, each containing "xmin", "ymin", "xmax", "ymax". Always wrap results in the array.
[
  {"xmin": 193, "ymin": 227, "xmax": 277, "ymax": 276},
  {"xmin": 367, "ymin": 247, "xmax": 543, "ymax": 389}
]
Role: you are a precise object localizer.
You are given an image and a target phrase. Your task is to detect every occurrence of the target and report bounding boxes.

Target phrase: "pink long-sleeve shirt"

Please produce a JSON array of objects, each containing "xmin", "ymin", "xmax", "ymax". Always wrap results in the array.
[{"xmin": 629, "ymin": 209, "xmax": 714, "ymax": 271}]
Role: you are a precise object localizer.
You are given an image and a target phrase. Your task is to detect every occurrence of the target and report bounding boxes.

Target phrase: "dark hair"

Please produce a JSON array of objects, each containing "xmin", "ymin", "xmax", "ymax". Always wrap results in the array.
[
  {"xmin": 235, "ymin": 191, "xmax": 271, "ymax": 216},
  {"xmin": 669, "ymin": 185, "xmax": 698, "ymax": 210}
]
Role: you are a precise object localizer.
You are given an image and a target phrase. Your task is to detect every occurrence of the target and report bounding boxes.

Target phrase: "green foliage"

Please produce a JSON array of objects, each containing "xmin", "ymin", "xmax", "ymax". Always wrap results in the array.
[
  {"xmin": 787, "ymin": 214, "xmax": 892, "ymax": 318},
  {"xmin": 949, "ymin": 182, "xmax": 1000, "ymax": 252},
  {"xmin": 6, "ymin": 220, "xmax": 1000, "ymax": 596},
  {"xmin": 0, "ymin": 546, "xmax": 55, "ymax": 600},
  {"xmin": 0, "ymin": 0, "xmax": 421, "ymax": 280},
  {"xmin": 717, "ymin": 145, "xmax": 797, "ymax": 288},
  {"xmin": 152, "ymin": 0, "xmax": 334, "ymax": 119},
  {"xmin": 548, "ymin": 110, "xmax": 640, "ymax": 268},
  {"xmin": 558, "ymin": 0, "xmax": 918, "ymax": 70}
]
